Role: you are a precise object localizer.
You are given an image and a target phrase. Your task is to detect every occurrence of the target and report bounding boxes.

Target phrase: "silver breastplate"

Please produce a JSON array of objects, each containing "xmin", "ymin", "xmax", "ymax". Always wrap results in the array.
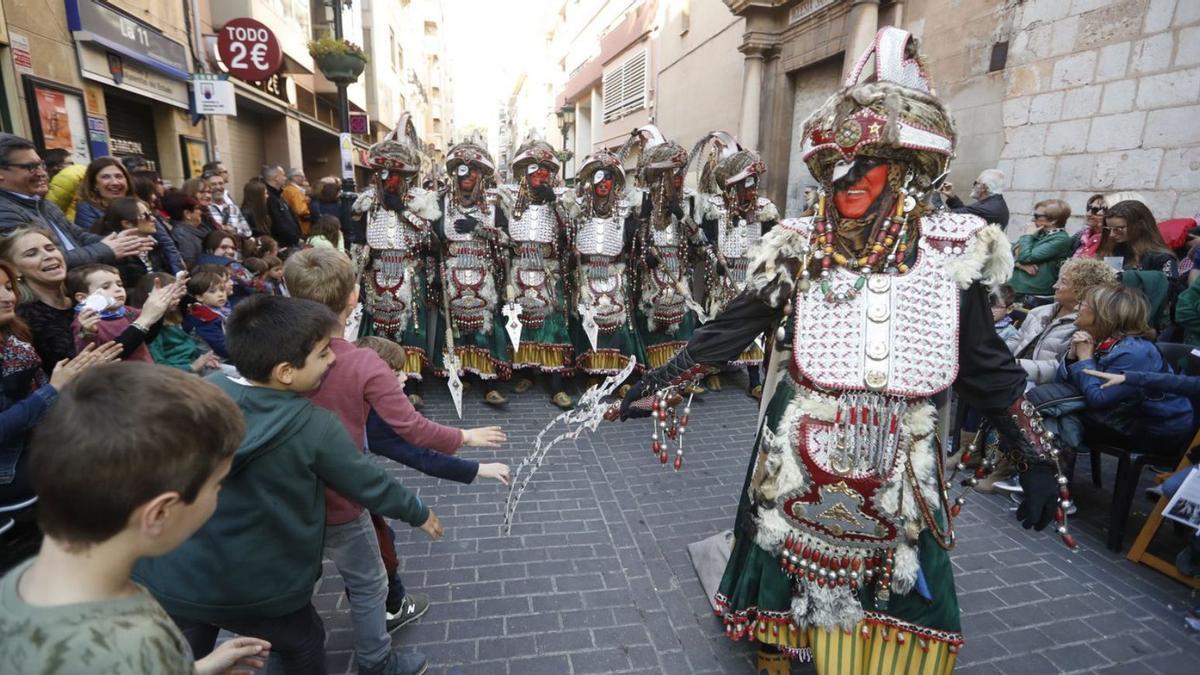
[
  {"xmin": 509, "ymin": 204, "xmax": 557, "ymax": 244},
  {"xmin": 651, "ymin": 220, "xmax": 680, "ymax": 248},
  {"xmin": 444, "ymin": 201, "xmax": 495, "ymax": 242},
  {"xmin": 576, "ymin": 215, "xmax": 625, "ymax": 257},
  {"xmin": 716, "ymin": 211, "xmax": 762, "ymax": 261},
  {"xmin": 791, "ymin": 240, "xmax": 961, "ymax": 397},
  {"xmin": 366, "ymin": 208, "xmax": 420, "ymax": 252}
]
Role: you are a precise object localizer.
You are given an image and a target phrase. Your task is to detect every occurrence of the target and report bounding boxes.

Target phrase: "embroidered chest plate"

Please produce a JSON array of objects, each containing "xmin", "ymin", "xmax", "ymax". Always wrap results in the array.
[
  {"xmin": 790, "ymin": 239, "xmax": 961, "ymax": 397},
  {"xmin": 576, "ymin": 214, "xmax": 625, "ymax": 257},
  {"xmin": 366, "ymin": 208, "xmax": 423, "ymax": 252},
  {"xmin": 711, "ymin": 196, "xmax": 762, "ymax": 261},
  {"xmin": 443, "ymin": 201, "xmax": 494, "ymax": 242},
  {"xmin": 509, "ymin": 204, "xmax": 557, "ymax": 244}
]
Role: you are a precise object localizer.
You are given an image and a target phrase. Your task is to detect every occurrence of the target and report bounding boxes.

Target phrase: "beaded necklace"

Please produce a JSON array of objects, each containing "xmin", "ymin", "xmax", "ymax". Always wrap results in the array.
[{"xmin": 809, "ymin": 183, "xmax": 919, "ymax": 304}]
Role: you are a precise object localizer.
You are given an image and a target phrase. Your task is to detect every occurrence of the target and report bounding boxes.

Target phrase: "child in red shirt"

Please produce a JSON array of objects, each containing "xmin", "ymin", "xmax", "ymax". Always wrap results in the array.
[{"xmin": 67, "ymin": 263, "xmax": 185, "ymax": 362}]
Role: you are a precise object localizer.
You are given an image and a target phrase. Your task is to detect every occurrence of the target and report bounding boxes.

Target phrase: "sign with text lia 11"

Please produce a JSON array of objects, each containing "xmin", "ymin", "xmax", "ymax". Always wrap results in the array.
[{"xmin": 217, "ymin": 18, "xmax": 282, "ymax": 82}]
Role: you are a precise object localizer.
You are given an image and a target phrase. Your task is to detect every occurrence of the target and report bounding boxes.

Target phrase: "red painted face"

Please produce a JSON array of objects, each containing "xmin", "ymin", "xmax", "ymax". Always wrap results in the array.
[
  {"xmin": 671, "ymin": 174, "xmax": 684, "ymax": 190},
  {"xmin": 458, "ymin": 169, "xmax": 479, "ymax": 192},
  {"xmin": 384, "ymin": 173, "xmax": 404, "ymax": 193},
  {"xmin": 529, "ymin": 166, "xmax": 551, "ymax": 188},
  {"xmin": 736, "ymin": 183, "xmax": 757, "ymax": 208},
  {"xmin": 833, "ymin": 164, "xmax": 889, "ymax": 219},
  {"xmin": 594, "ymin": 178, "xmax": 613, "ymax": 198}
]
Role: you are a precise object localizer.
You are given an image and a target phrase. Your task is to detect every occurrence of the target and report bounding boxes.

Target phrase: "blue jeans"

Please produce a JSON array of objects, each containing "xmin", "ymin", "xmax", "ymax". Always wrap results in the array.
[{"xmin": 324, "ymin": 510, "xmax": 391, "ymax": 669}]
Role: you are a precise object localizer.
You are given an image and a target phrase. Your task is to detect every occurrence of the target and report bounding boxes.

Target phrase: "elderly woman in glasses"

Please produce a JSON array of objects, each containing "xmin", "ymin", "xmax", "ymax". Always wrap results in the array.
[{"xmin": 1010, "ymin": 198, "xmax": 1073, "ymax": 304}]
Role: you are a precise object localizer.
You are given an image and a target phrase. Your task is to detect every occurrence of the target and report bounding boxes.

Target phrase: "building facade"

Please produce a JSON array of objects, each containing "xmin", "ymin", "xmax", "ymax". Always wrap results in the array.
[
  {"xmin": 0, "ymin": 0, "xmax": 453, "ymax": 196},
  {"xmin": 725, "ymin": 0, "xmax": 1200, "ymax": 229}
]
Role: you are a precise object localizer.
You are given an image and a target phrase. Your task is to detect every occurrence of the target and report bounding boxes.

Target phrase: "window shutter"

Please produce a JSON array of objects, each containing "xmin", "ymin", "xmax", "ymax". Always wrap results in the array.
[{"xmin": 602, "ymin": 49, "xmax": 648, "ymax": 124}]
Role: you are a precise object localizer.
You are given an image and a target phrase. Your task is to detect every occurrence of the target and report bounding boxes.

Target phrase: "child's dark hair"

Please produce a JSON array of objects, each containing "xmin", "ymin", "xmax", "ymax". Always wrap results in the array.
[
  {"xmin": 242, "ymin": 257, "xmax": 268, "ymax": 275},
  {"xmin": 356, "ymin": 335, "xmax": 406, "ymax": 371},
  {"xmin": 226, "ymin": 295, "xmax": 339, "ymax": 381},
  {"xmin": 311, "ymin": 214, "xmax": 342, "ymax": 248},
  {"xmin": 263, "ymin": 254, "xmax": 283, "ymax": 270},
  {"xmin": 66, "ymin": 263, "xmax": 121, "ymax": 299},
  {"xmin": 991, "ymin": 284, "xmax": 1015, "ymax": 308},
  {"xmin": 129, "ymin": 272, "xmax": 177, "ymax": 310},
  {"xmin": 204, "ymin": 230, "xmax": 238, "ymax": 256},
  {"xmin": 161, "ymin": 189, "xmax": 200, "ymax": 222},
  {"xmin": 187, "ymin": 269, "xmax": 226, "ymax": 297},
  {"xmin": 30, "ymin": 362, "xmax": 244, "ymax": 549},
  {"xmin": 94, "ymin": 196, "xmax": 143, "ymax": 235}
]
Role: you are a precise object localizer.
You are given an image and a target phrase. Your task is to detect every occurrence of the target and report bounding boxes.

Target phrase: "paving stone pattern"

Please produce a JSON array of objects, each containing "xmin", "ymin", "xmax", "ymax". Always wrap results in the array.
[{"xmin": 314, "ymin": 376, "xmax": 1200, "ymax": 674}]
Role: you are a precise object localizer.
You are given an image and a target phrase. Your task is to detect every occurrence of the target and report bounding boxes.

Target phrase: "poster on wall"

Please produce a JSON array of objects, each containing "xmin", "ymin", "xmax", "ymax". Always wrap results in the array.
[
  {"xmin": 23, "ymin": 78, "xmax": 90, "ymax": 164},
  {"xmin": 179, "ymin": 136, "xmax": 210, "ymax": 180}
]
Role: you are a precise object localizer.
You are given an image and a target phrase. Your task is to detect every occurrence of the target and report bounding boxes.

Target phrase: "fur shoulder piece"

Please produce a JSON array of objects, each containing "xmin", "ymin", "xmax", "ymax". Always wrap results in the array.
[
  {"xmin": 352, "ymin": 187, "xmax": 376, "ymax": 216},
  {"xmin": 407, "ymin": 188, "xmax": 441, "ymax": 221},
  {"xmin": 744, "ymin": 217, "xmax": 813, "ymax": 308},
  {"xmin": 935, "ymin": 220, "xmax": 1013, "ymax": 290},
  {"xmin": 756, "ymin": 197, "xmax": 780, "ymax": 224},
  {"xmin": 693, "ymin": 192, "xmax": 721, "ymax": 223}
]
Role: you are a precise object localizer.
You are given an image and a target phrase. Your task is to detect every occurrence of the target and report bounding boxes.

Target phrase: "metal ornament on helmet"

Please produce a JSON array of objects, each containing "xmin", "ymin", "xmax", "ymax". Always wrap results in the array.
[
  {"xmin": 799, "ymin": 27, "xmax": 955, "ymax": 187},
  {"xmin": 511, "ymin": 134, "xmax": 559, "ymax": 176},
  {"xmin": 445, "ymin": 133, "xmax": 496, "ymax": 177},
  {"xmin": 367, "ymin": 112, "xmax": 423, "ymax": 175},
  {"xmin": 577, "ymin": 151, "xmax": 626, "ymax": 191}
]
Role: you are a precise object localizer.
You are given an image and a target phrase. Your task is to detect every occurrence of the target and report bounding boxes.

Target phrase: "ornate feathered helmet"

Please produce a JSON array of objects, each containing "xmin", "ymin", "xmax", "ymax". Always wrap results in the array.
[
  {"xmin": 445, "ymin": 134, "xmax": 495, "ymax": 178},
  {"xmin": 511, "ymin": 136, "xmax": 559, "ymax": 179},
  {"xmin": 714, "ymin": 150, "xmax": 766, "ymax": 192},
  {"xmin": 577, "ymin": 151, "xmax": 626, "ymax": 192},
  {"xmin": 367, "ymin": 113, "xmax": 423, "ymax": 175},
  {"xmin": 619, "ymin": 125, "xmax": 688, "ymax": 184},
  {"xmin": 800, "ymin": 27, "xmax": 955, "ymax": 189}
]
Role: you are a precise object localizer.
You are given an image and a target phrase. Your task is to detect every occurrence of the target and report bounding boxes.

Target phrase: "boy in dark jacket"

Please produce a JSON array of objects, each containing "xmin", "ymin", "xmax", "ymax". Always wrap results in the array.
[
  {"xmin": 182, "ymin": 269, "xmax": 231, "ymax": 359},
  {"xmin": 134, "ymin": 296, "xmax": 443, "ymax": 674}
]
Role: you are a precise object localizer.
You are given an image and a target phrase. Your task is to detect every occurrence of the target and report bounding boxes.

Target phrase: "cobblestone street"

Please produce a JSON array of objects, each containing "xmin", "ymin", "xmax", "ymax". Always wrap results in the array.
[{"xmin": 316, "ymin": 375, "xmax": 1200, "ymax": 674}]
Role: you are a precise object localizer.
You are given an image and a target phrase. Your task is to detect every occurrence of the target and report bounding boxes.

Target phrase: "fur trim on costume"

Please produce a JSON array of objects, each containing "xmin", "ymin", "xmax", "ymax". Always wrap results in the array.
[
  {"xmin": 408, "ymin": 188, "xmax": 442, "ymax": 221},
  {"xmin": 791, "ymin": 583, "xmax": 865, "ymax": 632},
  {"xmin": 353, "ymin": 187, "xmax": 376, "ymax": 216},
  {"xmin": 943, "ymin": 224, "xmax": 1013, "ymax": 290},
  {"xmin": 752, "ymin": 391, "xmax": 837, "ymax": 552},
  {"xmin": 757, "ymin": 198, "xmax": 780, "ymax": 224},
  {"xmin": 744, "ymin": 218, "xmax": 812, "ymax": 308},
  {"xmin": 891, "ymin": 542, "xmax": 919, "ymax": 595}
]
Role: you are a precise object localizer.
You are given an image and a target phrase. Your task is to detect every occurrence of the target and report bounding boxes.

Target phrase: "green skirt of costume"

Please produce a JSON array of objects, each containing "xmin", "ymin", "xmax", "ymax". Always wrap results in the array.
[
  {"xmin": 360, "ymin": 256, "xmax": 431, "ymax": 379},
  {"xmin": 714, "ymin": 377, "xmax": 963, "ymax": 674},
  {"xmin": 572, "ymin": 314, "xmax": 647, "ymax": 375},
  {"xmin": 432, "ymin": 312, "xmax": 512, "ymax": 381},
  {"xmin": 509, "ymin": 279, "xmax": 574, "ymax": 373},
  {"xmin": 638, "ymin": 310, "xmax": 697, "ymax": 369}
]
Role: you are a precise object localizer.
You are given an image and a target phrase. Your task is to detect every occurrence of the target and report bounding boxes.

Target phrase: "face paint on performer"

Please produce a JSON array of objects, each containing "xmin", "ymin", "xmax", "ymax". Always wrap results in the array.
[
  {"xmin": 457, "ymin": 165, "xmax": 479, "ymax": 192},
  {"xmin": 594, "ymin": 175, "xmax": 614, "ymax": 198},
  {"xmin": 831, "ymin": 158, "xmax": 890, "ymax": 220},
  {"xmin": 528, "ymin": 165, "xmax": 551, "ymax": 188},
  {"xmin": 735, "ymin": 176, "xmax": 758, "ymax": 209}
]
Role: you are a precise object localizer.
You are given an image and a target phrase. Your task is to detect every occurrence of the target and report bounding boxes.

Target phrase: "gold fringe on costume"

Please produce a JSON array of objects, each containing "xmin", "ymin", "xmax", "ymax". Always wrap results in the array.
[
  {"xmin": 510, "ymin": 343, "xmax": 573, "ymax": 372},
  {"xmin": 729, "ymin": 344, "xmax": 765, "ymax": 367},
  {"xmin": 646, "ymin": 341, "xmax": 687, "ymax": 369},
  {"xmin": 449, "ymin": 346, "xmax": 512, "ymax": 380},
  {"xmin": 717, "ymin": 595, "xmax": 960, "ymax": 675},
  {"xmin": 577, "ymin": 349, "xmax": 636, "ymax": 375},
  {"xmin": 401, "ymin": 348, "xmax": 428, "ymax": 380}
]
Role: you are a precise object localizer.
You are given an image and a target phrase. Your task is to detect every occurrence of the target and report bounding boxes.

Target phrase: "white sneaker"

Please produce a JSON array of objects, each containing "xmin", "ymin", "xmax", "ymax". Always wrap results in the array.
[{"xmin": 993, "ymin": 476, "xmax": 1024, "ymax": 494}]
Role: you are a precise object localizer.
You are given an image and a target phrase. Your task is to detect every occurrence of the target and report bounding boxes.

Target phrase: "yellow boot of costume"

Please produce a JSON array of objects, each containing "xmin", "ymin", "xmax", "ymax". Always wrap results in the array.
[{"xmin": 757, "ymin": 649, "xmax": 791, "ymax": 675}]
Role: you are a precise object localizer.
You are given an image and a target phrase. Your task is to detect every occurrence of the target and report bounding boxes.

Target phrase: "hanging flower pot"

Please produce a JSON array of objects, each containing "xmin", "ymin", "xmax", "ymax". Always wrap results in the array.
[{"xmin": 309, "ymin": 37, "xmax": 369, "ymax": 85}]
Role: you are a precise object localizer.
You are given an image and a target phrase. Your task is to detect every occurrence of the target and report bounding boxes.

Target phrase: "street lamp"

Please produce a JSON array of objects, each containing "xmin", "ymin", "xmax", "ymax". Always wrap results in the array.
[{"xmin": 556, "ymin": 103, "xmax": 576, "ymax": 180}]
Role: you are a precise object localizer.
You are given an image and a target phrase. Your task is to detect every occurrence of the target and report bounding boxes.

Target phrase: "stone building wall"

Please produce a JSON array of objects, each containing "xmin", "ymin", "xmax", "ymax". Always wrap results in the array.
[{"xmin": 908, "ymin": 0, "xmax": 1200, "ymax": 234}]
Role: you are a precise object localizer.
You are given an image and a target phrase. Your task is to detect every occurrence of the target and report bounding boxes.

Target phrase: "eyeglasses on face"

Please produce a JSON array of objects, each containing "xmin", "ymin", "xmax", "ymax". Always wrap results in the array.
[
  {"xmin": 1105, "ymin": 225, "xmax": 1127, "ymax": 232},
  {"xmin": 137, "ymin": 212, "xmax": 154, "ymax": 221},
  {"xmin": 1087, "ymin": 206, "xmax": 1106, "ymax": 215},
  {"xmin": 1, "ymin": 161, "xmax": 46, "ymax": 172}
]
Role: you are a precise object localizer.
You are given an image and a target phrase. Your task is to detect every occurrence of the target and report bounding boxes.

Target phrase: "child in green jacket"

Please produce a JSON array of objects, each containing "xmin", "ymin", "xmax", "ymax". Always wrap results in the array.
[{"xmin": 134, "ymin": 295, "xmax": 443, "ymax": 673}]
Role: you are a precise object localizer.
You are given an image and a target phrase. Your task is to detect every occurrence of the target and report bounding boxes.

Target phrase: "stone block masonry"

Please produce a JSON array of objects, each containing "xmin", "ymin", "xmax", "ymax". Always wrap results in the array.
[{"xmin": 995, "ymin": 0, "xmax": 1200, "ymax": 237}]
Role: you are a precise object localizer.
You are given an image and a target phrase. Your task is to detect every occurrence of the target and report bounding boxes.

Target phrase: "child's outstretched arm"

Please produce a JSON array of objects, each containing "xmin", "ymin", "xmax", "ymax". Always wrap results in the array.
[
  {"xmin": 366, "ymin": 408, "xmax": 479, "ymax": 483},
  {"xmin": 1083, "ymin": 368, "xmax": 1200, "ymax": 396}
]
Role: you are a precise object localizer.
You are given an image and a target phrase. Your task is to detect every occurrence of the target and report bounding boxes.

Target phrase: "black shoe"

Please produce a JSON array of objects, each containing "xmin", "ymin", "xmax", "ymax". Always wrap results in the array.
[
  {"xmin": 386, "ymin": 593, "xmax": 430, "ymax": 633},
  {"xmin": 385, "ymin": 577, "xmax": 405, "ymax": 615}
]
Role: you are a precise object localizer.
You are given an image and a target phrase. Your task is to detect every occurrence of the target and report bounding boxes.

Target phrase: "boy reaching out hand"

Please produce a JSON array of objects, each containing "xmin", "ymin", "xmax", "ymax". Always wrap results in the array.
[
  {"xmin": 0, "ymin": 362, "xmax": 270, "ymax": 675},
  {"xmin": 132, "ymin": 296, "xmax": 443, "ymax": 674}
]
